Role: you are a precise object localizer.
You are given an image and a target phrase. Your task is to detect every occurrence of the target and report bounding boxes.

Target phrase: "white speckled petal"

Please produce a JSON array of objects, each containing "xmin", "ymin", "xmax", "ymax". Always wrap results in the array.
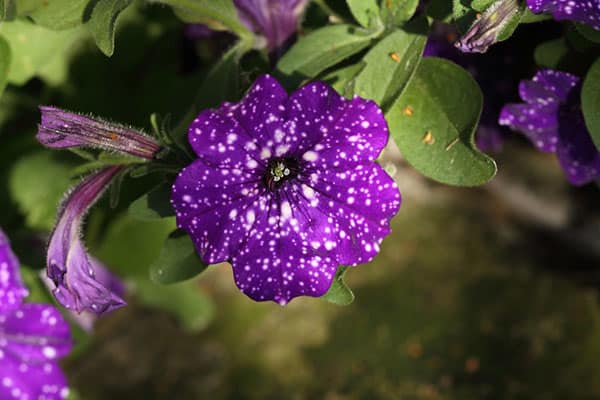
[
  {"xmin": 0, "ymin": 230, "xmax": 28, "ymax": 312},
  {"xmin": 0, "ymin": 303, "xmax": 72, "ymax": 365},
  {"xmin": 532, "ymin": 69, "xmax": 580, "ymax": 102},
  {"xmin": 527, "ymin": 0, "xmax": 600, "ymax": 31},
  {"xmin": 220, "ymin": 75, "xmax": 288, "ymax": 147},
  {"xmin": 231, "ymin": 184, "xmax": 339, "ymax": 304},
  {"xmin": 0, "ymin": 355, "xmax": 69, "ymax": 400},
  {"xmin": 303, "ymin": 164, "xmax": 401, "ymax": 266},
  {"xmin": 171, "ymin": 159, "xmax": 264, "ymax": 264},
  {"xmin": 288, "ymin": 85, "xmax": 389, "ymax": 167},
  {"xmin": 187, "ymin": 109, "xmax": 262, "ymax": 169},
  {"xmin": 499, "ymin": 103, "xmax": 559, "ymax": 152}
]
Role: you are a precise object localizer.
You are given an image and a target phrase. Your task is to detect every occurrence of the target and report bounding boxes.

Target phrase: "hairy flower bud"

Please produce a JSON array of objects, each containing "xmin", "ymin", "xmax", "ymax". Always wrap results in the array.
[{"xmin": 455, "ymin": 0, "xmax": 520, "ymax": 54}]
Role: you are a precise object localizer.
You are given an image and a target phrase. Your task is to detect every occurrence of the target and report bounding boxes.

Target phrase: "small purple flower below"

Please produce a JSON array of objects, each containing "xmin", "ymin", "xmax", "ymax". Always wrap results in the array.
[
  {"xmin": 499, "ymin": 69, "xmax": 600, "ymax": 185},
  {"xmin": 234, "ymin": 0, "xmax": 308, "ymax": 51},
  {"xmin": 172, "ymin": 75, "xmax": 401, "ymax": 305},
  {"xmin": 527, "ymin": 0, "xmax": 600, "ymax": 30},
  {"xmin": 0, "ymin": 228, "xmax": 72, "ymax": 400}
]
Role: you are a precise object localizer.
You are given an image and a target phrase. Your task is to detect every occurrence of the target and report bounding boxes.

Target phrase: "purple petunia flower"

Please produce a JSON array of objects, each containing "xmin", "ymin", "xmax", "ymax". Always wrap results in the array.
[
  {"xmin": 37, "ymin": 106, "xmax": 161, "ymax": 160},
  {"xmin": 0, "ymin": 228, "xmax": 73, "ymax": 400},
  {"xmin": 499, "ymin": 69, "xmax": 600, "ymax": 185},
  {"xmin": 527, "ymin": 0, "xmax": 600, "ymax": 30},
  {"xmin": 171, "ymin": 75, "xmax": 401, "ymax": 305},
  {"xmin": 46, "ymin": 166, "xmax": 127, "ymax": 314},
  {"xmin": 234, "ymin": 0, "xmax": 308, "ymax": 51}
]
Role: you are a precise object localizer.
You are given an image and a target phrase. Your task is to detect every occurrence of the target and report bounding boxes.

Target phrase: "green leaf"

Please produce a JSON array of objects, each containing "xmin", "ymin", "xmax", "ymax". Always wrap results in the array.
[
  {"xmin": 380, "ymin": 0, "xmax": 420, "ymax": 27},
  {"xmin": 149, "ymin": 230, "xmax": 208, "ymax": 285},
  {"xmin": 322, "ymin": 266, "xmax": 354, "ymax": 305},
  {"xmin": 386, "ymin": 57, "xmax": 497, "ymax": 186},
  {"xmin": 471, "ymin": 0, "xmax": 495, "ymax": 11},
  {"xmin": 172, "ymin": 41, "xmax": 245, "ymax": 150},
  {"xmin": 0, "ymin": 0, "xmax": 16, "ymax": 20},
  {"xmin": 534, "ymin": 38, "xmax": 568, "ymax": 69},
  {"xmin": 276, "ymin": 24, "xmax": 376, "ymax": 88},
  {"xmin": 320, "ymin": 62, "xmax": 365, "ymax": 99},
  {"xmin": 0, "ymin": 19, "xmax": 86, "ymax": 85},
  {"xmin": 129, "ymin": 182, "xmax": 175, "ymax": 221},
  {"xmin": 452, "ymin": 0, "xmax": 474, "ymax": 33},
  {"xmin": 495, "ymin": 2, "xmax": 525, "ymax": 43},
  {"xmin": 0, "ymin": 36, "xmax": 10, "ymax": 97},
  {"xmin": 20, "ymin": 266, "xmax": 53, "ymax": 304},
  {"xmin": 93, "ymin": 214, "xmax": 176, "ymax": 278},
  {"xmin": 520, "ymin": 8, "xmax": 551, "ymax": 23},
  {"xmin": 353, "ymin": 18, "xmax": 427, "ymax": 109},
  {"xmin": 135, "ymin": 279, "xmax": 215, "ymax": 332},
  {"xmin": 85, "ymin": 0, "xmax": 134, "ymax": 56},
  {"xmin": 13, "ymin": 0, "xmax": 45, "ymax": 15},
  {"xmin": 346, "ymin": 0, "xmax": 380, "ymax": 28},
  {"xmin": 426, "ymin": 0, "xmax": 452, "ymax": 22},
  {"xmin": 575, "ymin": 23, "xmax": 600, "ymax": 44},
  {"xmin": 9, "ymin": 152, "xmax": 73, "ymax": 230},
  {"xmin": 582, "ymin": 57, "xmax": 600, "ymax": 151},
  {"xmin": 148, "ymin": 0, "xmax": 251, "ymax": 41},
  {"xmin": 29, "ymin": 0, "xmax": 88, "ymax": 30}
]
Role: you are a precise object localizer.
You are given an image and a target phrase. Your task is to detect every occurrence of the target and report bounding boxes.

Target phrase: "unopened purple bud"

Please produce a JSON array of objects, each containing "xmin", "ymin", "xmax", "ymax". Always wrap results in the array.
[
  {"xmin": 455, "ymin": 0, "xmax": 520, "ymax": 54},
  {"xmin": 47, "ymin": 166, "xmax": 126, "ymax": 315},
  {"xmin": 37, "ymin": 106, "xmax": 161, "ymax": 160}
]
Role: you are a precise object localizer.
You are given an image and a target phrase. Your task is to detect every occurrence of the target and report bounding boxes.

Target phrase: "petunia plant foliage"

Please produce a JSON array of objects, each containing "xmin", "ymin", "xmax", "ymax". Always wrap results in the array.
[{"xmin": 3, "ymin": 0, "xmax": 600, "ymax": 311}]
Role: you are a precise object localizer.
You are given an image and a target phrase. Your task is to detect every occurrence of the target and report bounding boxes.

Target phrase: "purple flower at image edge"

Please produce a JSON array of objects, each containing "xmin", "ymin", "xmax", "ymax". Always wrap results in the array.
[
  {"xmin": 527, "ymin": 0, "xmax": 600, "ymax": 30},
  {"xmin": 0, "ymin": 229, "xmax": 72, "ymax": 400},
  {"xmin": 499, "ymin": 69, "xmax": 600, "ymax": 185},
  {"xmin": 171, "ymin": 75, "xmax": 401, "ymax": 305},
  {"xmin": 233, "ymin": 0, "xmax": 308, "ymax": 51}
]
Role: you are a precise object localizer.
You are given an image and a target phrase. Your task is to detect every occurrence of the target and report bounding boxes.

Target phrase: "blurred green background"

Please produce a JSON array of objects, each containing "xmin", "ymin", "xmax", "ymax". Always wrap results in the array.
[{"xmin": 2, "ymin": 2, "xmax": 600, "ymax": 399}]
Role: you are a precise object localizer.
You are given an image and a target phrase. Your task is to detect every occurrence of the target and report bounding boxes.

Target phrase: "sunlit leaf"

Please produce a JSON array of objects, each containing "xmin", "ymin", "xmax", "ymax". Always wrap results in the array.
[{"xmin": 386, "ymin": 57, "xmax": 497, "ymax": 186}]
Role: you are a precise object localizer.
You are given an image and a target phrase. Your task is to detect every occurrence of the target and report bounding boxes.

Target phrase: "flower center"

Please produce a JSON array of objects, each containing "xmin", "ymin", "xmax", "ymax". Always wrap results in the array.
[{"xmin": 264, "ymin": 157, "xmax": 299, "ymax": 190}]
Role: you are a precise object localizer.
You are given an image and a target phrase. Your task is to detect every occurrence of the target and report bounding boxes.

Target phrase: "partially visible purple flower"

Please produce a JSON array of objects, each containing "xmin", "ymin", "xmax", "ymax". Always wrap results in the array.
[
  {"xmin": 46, "ymin": 166, "xmax": 127, "ymax": 314},
  {"xmin": 0, "ymin": 230, "xmax": 29, "ymax": 311},
  {"xmin": 233, "ymin": 0, "xmax": 308, "ymax": 51},
  {"xmin": 37, "ymin": 106, "xmax": 160, "ymax": 160},
  {"xmin": 40, "ymin": 260, "xmax": 125, "ymax": 332},
  {"xmin": 499, "ymin": 69, "xmax": 600, "ymax": 185},
  {"xmin": 455, "ymin": 0, "xmax": 520, "ymax": 53},
  {"xmin": 172, "ymin": 75, "xmax": 401, "ymax": 305},
  {"xmin": 0, "ymin": 228, "xmax": 72, "ymax": 400},
  {"xmin": 527, "ymin": 0, "xmax": 600, "ymax": 30}
]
